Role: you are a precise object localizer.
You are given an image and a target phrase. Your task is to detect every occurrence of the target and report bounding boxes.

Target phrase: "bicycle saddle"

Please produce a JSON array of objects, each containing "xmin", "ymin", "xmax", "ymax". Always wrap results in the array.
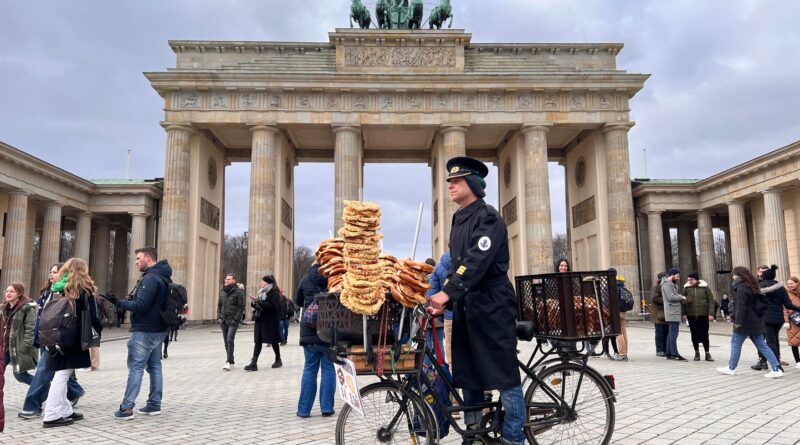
[{"xmin": 516, "ymin": 321, "xmax": 536, "ymax": 342}]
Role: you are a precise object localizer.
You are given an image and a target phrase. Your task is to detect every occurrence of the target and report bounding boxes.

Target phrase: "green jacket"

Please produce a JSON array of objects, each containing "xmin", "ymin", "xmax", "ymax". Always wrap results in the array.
[
  {"xmin": 3, "ymin": 300, "xmax": 38, "ymax": 373},
  {"xmin": 681, "ymin": 280, "xmax": 716, "ymax": 318}
]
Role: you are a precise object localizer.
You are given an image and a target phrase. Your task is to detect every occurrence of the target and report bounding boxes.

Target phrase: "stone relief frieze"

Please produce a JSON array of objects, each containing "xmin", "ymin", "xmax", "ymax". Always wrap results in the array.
[
  {"xmin": 344, "ymin": 46, "xmax": 456, "ymax": 67},
  {"xmin": 175, "ymin": 90, "xmax": 624, "ymax": 114}
]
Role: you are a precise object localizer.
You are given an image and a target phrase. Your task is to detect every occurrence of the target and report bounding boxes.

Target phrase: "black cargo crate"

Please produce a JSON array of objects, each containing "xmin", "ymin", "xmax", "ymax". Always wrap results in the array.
[
  {"xmin": 316, "ymin": 292, "xmax": 410, "ymax": 346},
  {"xmin": 515, "ymin": 270, "xmax": 621, "ymax": 340}
]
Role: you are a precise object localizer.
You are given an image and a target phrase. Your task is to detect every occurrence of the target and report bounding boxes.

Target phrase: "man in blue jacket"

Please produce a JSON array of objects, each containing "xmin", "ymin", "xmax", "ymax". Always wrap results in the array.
[{"xmin": 107, "ymin": 246, "xmax": 171, "ymax": 420}]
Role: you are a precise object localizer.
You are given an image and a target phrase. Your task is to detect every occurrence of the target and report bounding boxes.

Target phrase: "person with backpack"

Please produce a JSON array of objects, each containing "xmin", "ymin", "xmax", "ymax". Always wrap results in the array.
[
  {"xmin": 279, "ymin": 290, "xmax": 292, "ymax": 346},
  {"xmin": 717, "ymin": 266, "xmax": 783, "ymax": 378},
  {"xmin": 243, "ymin": 276, "xmax": 283, "ymax": 371},
  {"xmin": 682, "ymin": 271, "xmax": 716, "ymax": 362},
  {"xmin": 2, "ymin": 283, "xmax": 37, "ymax": 386},
  {"xmin": 612, "ymin": 275, "xmax": 634, "ymax": 362},
  {"xmin": 105, "ymin": 246, "xmax": 173, "ymax": 420},
  {"xmin": 751, "ymin": 265, "xmax": 800, "ymax": 370},
  {"xmin": 294, "ymin": 263, "xmax": 335, "ymax": 419},
  {"xmin": 40, "ymin": 257, "xmax": 103, "ymax": 428}
]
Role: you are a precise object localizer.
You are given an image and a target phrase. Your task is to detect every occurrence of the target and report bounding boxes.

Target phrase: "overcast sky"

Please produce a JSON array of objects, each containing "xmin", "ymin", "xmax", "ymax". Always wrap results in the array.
[{"xmin": 1, "ymin": 0, "xmax": 798, "ymax": 261}]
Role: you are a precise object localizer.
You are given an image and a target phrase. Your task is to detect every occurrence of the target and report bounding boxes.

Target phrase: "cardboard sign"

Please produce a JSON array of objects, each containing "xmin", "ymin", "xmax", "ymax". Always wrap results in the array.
[{"xmin": 335, "ymin": 358, "xmax": 364, "ymax": 416}]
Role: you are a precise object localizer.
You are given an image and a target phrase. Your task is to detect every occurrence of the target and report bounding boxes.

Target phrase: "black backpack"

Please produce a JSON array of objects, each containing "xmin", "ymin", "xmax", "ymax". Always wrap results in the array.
[
  {"xmin": 38, "ymin": 293, "xmax": 78, "ymax": 355},
  {"xmin": 151, "ymin": 275, "xmax": 188, "ymax": 328},
  {"xmin": 618, "ymin": 287, "xmax": 635, "ymax": 312}
]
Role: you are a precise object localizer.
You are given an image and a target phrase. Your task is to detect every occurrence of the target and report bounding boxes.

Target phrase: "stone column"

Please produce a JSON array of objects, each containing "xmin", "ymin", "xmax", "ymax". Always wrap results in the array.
[
  {"xmin": 697, "ymin": 211, "xmax": 717, "ymax": 295},
  {"xmin": 1, "ymin": 191, "xmax": 30, "ymax": 291},
  {"xmin": 248, "ymin": 125, "xmax": 280, "ymax": 297},
  {"xmin": 333, "ymin": 126, "xmax": 362, "ymax": 232},
  {"xmin": 441, "ymin": 126, "xmax": 467, "ymax": 240},
  {"xmin": 727, "ymin": 201, "xmax": 751, "ymax": 269},
  {"xmin": 521, "ymin": 125, "xmax": 553, "ymax": 273},
  {"xmin": 603, "ymin": 123, "xmax": 640, "ymax": 293},
  {"xmin": 158, "ymin": 124, "xmax": 193, "ymax": 286},
  {"xmin": 128, "ymin": 213, "xmax": 148, "ymax": 292},
  {"xmin": 91, "ymin": 220, "xmax": 111, "ymax": 293},
  {"xmin": 39, "ymin": 203, "xmax": 63, "ymax": 285},
  {"xmin": 74, "ymin": 212, "xmax": 92, "ymax": 261},
  {"xmin": 678, "ymin": 221, "xmax": 694, "ymax": 275},
  {"xmin": 112, "ymin": 228, "xmax": 129, "ymax": 297},
  {"xmin": 763, "ymin": 189, "xmax": 790, "ymax": 281},
  {"xmin": 647, "ymin": 211, "xmax": 666, "ymax": 283}
]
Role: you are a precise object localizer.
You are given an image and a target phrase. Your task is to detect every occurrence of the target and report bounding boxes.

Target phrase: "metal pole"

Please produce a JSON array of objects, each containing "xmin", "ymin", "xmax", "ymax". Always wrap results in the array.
[
  {"xmin": 126, "ymin": 149, "xmax": 131, "ymax": 180},
  {"xmin": 398, "ymin": 202, "xmax": 425, "ymax": 345},
  {"xmin": 643, "ymin": 148, "xmax": 648, "ymax": 178}
]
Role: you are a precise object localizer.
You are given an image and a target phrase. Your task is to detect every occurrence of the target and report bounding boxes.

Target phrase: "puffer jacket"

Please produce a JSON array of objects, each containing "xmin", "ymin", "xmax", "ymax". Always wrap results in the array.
[
  {"xmin": 218, "ymin": 283, "xmax": 246, "ymax": 323},
  {"xmin": 2, "ymin": 297, "xmax": 38, "ymax": 373},
  {"xmin": 784, "ymin": 288, "xmax": 800, "ymax": 347},
  {"xmin": 660, "ymin": 277, "xmax": 685, "ymax": 322},
  {"xmin": 682, "ymin": 280, "xmax": 716, "ymax": 318},
  {"xmin": 295, "ymin": 264, "xmax": 329, "ymax": 346},
  {"xmin": 760, "ymin": 280, "xmax": 800, "ymax": 325},
  {"xmin": 732, "ymin": 278, "xmax": 766, "ymax": 336}
]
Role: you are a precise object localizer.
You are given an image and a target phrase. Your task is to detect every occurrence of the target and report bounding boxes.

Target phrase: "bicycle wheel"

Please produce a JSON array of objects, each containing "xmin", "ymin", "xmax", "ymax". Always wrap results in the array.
[
  {"xmin": 524, "ymin": 362, "xmax": 615, "ymax": 445},
  {"xmin": 336, "ymin": 381, "xmax": 438, "ymax": 445}
]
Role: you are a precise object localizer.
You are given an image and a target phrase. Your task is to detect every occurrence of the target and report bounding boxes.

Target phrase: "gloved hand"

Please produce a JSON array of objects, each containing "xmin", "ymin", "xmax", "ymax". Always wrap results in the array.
[{"xmin": 105, "ymin": 294, "xmax": 120, "ymax": 307}]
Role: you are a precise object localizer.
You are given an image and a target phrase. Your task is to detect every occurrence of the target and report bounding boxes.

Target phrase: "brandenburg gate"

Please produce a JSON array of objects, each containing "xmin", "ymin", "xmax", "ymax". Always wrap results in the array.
[{"xmin": 146, "ymin": 28, "xmax": 649, "ymax": 319}]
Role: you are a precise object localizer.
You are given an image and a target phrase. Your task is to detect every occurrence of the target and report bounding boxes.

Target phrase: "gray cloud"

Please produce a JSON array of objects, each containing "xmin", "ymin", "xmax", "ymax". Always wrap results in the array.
[{"xmin": 1, "ymin": 0, "xmax": 797, "ymax": 260}]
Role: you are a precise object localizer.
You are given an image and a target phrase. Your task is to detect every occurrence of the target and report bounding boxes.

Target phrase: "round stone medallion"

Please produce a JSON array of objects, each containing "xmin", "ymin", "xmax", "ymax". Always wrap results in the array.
[
  {"xmin": 208, "ymin": 157, "xmax": 218, "ymax": 189},
  {"xmin": 575, "ymin": 157, "xmax": 587, "ymax": 188},
  {"xmin": 503, "ymin": 160, "xmax": 512, "ymax": 189}
]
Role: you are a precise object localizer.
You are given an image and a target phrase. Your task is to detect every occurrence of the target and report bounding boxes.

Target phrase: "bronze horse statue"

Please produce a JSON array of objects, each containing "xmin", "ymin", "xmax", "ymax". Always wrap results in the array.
[
  {"xmin": 428, "ymin": 0, "xmax": 453, "ymax": 29},
  {"xmin": 350, "ymin": 0, "xmax": 372, "ymax": 29},
  {"xmin": 408, "ymin": 0, "xmax": 424, "ymax": 29},
  {"xmin": 376, "ymin": 0, "xmax": 390, "ymax": 29}
]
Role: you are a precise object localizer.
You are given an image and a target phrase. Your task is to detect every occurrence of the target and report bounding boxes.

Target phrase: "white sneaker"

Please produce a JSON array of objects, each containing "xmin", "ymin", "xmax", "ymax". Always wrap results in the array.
[
  {"xmin": 716, "ymin": 366, "xmax": 735, "ymax": 375},
  {"xmin": 765, "ymin": 369, "xmax": 784, "ymax": 379},
  {"xmin": 795, "ymin": 362, "xmax": 800, "ymax": 369},
  {"xmin": 222, "ymin": 362, "xmax": 231, "ymax": 371}
]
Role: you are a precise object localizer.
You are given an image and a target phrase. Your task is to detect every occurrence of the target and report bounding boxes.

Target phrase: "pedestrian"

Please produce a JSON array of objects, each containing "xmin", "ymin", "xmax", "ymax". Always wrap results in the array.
[
  {"xmin": 18, "ymin": 264, "xmax": 85, "ymax": 420},
  {"xmin": 681, "ymin": 271, "xmax": 716, "ymax": 362},
  {"xmin": 218, "ymin": 273, "xmax": 245, "ymax": 371},
  {"xmin": 661, "ymin": 268, "xmax": 688, "ymax": 361},
  {"xmin": 751, "ymin": 265, "xmax": 800, "ymax": 370},
  {"xmin": 717, "ymin": 266, "xmax": 783, "ymax": 378},
  {"xmin": 720, "ymin": 294, "xmax": 731, "ymax": 321},
  {"xmin": 650, "ymin": 272, "xmax": 668, "ymax": 356},
  {"xmin": 278, "ymin": 289, "xmax": 292, "ymax": 346},
  {"xmin": 106, "ymin": 246, "xmax": 172, "ymax": 420},
  {"xmin": 295, "ymin": 263, "xmax": 335, "ymax": 418},
  {"xmin": 427, "ymin": 251, "xmax": 452, "ymax": 364},
  {"xmin": 429, "ymin": 156, "xmax": 526, "ymax": 445},
  {"xmin": 611, "ymin": 275, "xmax": 632, "ymax": 361},
  {"xmin": 783, "ymin": 276, "xmax": 800, "ymax": 369},
  {"xmin": 41, "ymin": 257, "xmax": 103, "ymax": 428},
  {"xmin": 556, "ymin": 258, "xmax": 570, "ymax": 273},
  {"xmin": 244, "ymin": 276, "xmax": 283, "ymax": 371},
  {"xmin": 2, "ymin": 283, "xmax": 37, "ymax": 386}
]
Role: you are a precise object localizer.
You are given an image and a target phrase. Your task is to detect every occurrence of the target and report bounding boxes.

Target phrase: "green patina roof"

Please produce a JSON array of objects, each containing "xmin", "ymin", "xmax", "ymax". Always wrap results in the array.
[
  {"xmin": 91, "ymin": 179, "xmax": 163, "ymax": 185},
  {"xmin": 632, "ymin": 178, "xmax": 700, "ymax": 185}
]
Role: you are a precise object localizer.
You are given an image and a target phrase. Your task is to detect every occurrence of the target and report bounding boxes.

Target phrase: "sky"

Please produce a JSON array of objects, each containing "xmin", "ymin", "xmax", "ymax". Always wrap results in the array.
[{"xmin": 1, "ymin": 0, "xmax": 799, "ymax": 260}]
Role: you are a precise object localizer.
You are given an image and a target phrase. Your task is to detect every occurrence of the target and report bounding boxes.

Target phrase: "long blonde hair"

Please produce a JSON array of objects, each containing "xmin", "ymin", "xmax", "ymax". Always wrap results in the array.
[{"xmin": 57, "ymin": 257, "xmax": 98, "ymax": 300}]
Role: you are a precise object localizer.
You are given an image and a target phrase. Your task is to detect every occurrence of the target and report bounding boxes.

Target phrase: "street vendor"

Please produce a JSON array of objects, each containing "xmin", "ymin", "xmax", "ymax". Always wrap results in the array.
[{"xmin": 429, "ymin": 156, "xmax": 525, "ymax": 445}]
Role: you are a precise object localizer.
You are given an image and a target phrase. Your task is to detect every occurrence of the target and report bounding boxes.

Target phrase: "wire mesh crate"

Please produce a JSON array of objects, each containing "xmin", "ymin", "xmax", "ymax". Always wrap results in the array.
[
  {"xmin": 316, "ymin": 292, "xmax": 409, "ymax": 346},
  {"xmin": 516, "ymin": 270, "xmax": 621, "ymax": 340}
]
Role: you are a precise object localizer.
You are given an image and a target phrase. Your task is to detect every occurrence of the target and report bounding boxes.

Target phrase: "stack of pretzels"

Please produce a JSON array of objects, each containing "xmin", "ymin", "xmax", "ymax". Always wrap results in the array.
[
  {"xmin": 317, "ymin": 238, "xmax": 345, "ymax": 291},
  {"xmin": 389, "ymin": 259, "xmax": 434, "ymax": 308},
  {"xmin": 378, "ymin": 255, "xmax": 399, "ymax": 293},
  {"xmin": 338, "ymin": 200, "xmax": 385, "ymax": 316}
]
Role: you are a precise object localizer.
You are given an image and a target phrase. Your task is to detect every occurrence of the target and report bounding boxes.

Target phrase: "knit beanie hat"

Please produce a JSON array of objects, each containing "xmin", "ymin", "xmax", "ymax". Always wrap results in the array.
[
  {"xmin": 667, "ymin": 267, "xmax": 680, "ymax": 277},
  {"xmin": 762, "ymin": 265, "xmax": 778, "ymax": 281},
  {"xmin": 687, "ymin": 271, "xmax": 699, "ymax": 280}
]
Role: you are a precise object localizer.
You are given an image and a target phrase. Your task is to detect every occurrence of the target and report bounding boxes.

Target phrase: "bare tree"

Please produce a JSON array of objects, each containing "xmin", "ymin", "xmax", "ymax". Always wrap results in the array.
[
  {"xmin": 60, "ymin": 231, "xmax": 75, "ymax": 261},
  {"xmin": 670, "ymin": 231, "xmax": 679, "ymax": 269},
  {"xmin": 222, "ymin": 232, "xmax": 248, "ymax": 284},
  {"xmin": 293, "ymin": 246, "xmax": 316, "ymax": 293},
  {"xmin": 552, "ymin": 233, "xmax": 568, "ymax": 270}
]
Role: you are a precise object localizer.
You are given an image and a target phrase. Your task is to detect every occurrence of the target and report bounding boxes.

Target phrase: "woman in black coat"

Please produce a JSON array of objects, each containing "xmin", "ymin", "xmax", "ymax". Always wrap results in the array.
[
  {"xmin": 43, "ymin": 258, "xmax": 103, "ymax": 428},
  {"xmin": 244, "ymin": 276, "xmax": 283, "ymax": 371},
  {"xmin": 751, "ymin": 265, "xmax": 800, "ymax": 369}
]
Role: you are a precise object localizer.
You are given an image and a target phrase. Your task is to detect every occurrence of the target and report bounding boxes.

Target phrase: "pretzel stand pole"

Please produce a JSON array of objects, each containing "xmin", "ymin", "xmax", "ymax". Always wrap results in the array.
[{"xmin": 397, "ymin": 202, "xmax": 425, "ymax": 345}]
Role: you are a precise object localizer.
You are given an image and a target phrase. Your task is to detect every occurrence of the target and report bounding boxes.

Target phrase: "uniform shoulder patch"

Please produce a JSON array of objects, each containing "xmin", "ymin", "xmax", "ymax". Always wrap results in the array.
[{"xmin": 478, "ymin": 236, "xmax": 492, "ymax": 251}]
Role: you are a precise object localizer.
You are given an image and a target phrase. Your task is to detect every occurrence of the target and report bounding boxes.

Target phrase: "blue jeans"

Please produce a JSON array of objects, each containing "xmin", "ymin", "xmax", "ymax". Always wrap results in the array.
[
  {"xmin": 22, "ymin": 348, "xmax": 84, "ymax": 413},
  {"xmin": 464, "ymin": 386, "xmax": 525, "ymax": 444},
  {"xmin": 121, "ymin": 331, "xmax": 167, "ymax": 410},
  {"xmin": 654, "ymin": 323, "xmax": 668, "ymax": 354},
  {"xmin": 280, "ymin": 319, "xmax": 288, "ymax": 343},
  {"xmin": 425, "ymin": 326, "xmax": 446, "ymax": 364},
  {"xmin": 297, "ymin": 344, "xmax": 335, "ymax": 416},
  {"xmin": 728, "ymin": 332, "xmax": 780, "ymax": 371},
  {"xmin": 666, "ymin": 322, "xmax": 680, "ymax": 357},
  {"xmin": 3, "ymin": 351, "xmax": 34, "ymax": 385}
]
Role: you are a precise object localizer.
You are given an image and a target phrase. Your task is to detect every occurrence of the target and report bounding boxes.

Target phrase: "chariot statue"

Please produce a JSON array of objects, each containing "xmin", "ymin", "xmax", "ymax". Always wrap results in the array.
[{"xmin": 349, "ymin": 0, "xmax": 453, "ymax": 30}]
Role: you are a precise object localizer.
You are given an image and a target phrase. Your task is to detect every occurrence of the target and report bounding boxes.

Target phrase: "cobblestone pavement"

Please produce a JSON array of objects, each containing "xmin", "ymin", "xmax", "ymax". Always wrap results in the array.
[{"xmin": 3, "ymin": 322, "xmax": 800, "ymax": 444}]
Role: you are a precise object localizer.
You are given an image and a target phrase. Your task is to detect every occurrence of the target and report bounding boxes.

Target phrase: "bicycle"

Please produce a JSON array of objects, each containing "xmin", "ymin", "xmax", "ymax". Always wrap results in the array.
[{"xmin": 332, "ymin": 304, "xmax": 617, "ymax": 444}]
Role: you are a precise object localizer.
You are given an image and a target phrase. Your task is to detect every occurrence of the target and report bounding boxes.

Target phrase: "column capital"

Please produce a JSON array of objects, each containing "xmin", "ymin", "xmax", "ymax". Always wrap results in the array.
[
  {"xmin": 130, "ymin": 212, "xmax": 150, "ymax": 218},
  {"xmin": 439, "ymin": 125, "xmax": 469, "ymax": 135},
  {"xmin": 697, "ymin": 209, "xmax": 713, "ymax": 216},
  {"xmin": 250, "ymin": 124, "xmax": 281, "ymax": 134},
  {"xmin": 521, "ymin": 123, "xmax": 553, "ymax": 135},
  {"xmin": 645, "ymin": 209, "xmax": 664, "ymax": 216},
  {"xmin": 332, "ymin": 125, "xmax": 361, "ymax": 135},
  {"xmin": 601, "ymin": 122, "xmax": 635, "ymax": 134},
  {"xmin": 161, "ymin": 123, "xmax": 195, "ymax": 134},
  {"xmin": 726, "ymin": 200, "xmax": 747, "ymax": 207},
  {"xmin": 7, "ymin": 190, "xmax": 30, "ymax": 198},
  {"xmin": 761, "ymin": 188, "xmax": 782, "ymax": 196},
  {"xmin": 77, "ymin": 211, "xmax": 92, "ymax": 218},
  {"xmin": 42, "ymin": 201, "xmax": 64, "ymax": 209}
]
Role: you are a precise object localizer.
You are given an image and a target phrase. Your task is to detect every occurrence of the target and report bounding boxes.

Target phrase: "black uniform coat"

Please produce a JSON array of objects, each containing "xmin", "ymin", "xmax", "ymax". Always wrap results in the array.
[
  {"xmin": 253, "ymin": 287, "xmax": 282, "ymax": 345},
  {"xmin": 442, "ymin": 198, "xmax": 520, "ymax": 391}
]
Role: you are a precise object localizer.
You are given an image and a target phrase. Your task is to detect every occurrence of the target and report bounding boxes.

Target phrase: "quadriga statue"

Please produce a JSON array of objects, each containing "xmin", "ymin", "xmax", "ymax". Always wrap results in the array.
[
  {"xmin": 428, "ymin": 0, "xmax": 453, "ymax": 29},
  {"xmin": 350, "ymin": 0, "xmax": 372, "ymax": 29}
]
